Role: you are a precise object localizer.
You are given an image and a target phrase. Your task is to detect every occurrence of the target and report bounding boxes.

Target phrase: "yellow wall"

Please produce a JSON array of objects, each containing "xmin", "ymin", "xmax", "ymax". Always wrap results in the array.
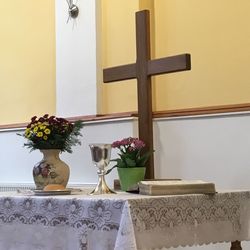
[
  {"xmin": 154, "ymin": 0, "xmax": 250, "ymax": 110},
  {"xmin": 101, "ymin": 0, "xmax": 250, "ymax": 113},
  {"xmin": 0, "ymin": 0, "xmax": 55, "ymax": 124},
  {"xmin": 101, "ymin": 0, "xmax": 139, "ymax": 113}
]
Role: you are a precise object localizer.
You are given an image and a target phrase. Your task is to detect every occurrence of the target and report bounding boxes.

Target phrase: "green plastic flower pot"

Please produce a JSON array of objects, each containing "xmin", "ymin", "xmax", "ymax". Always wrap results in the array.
[{"xmin": 117, "ymin": 167, "xmax": 146, "ymax": 191}]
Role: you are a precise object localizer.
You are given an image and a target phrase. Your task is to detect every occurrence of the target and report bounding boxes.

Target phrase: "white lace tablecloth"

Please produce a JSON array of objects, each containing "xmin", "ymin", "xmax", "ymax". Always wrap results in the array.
[{"xmin": 0, "ymin": 190, "xmax": 250, "ymax": 250}]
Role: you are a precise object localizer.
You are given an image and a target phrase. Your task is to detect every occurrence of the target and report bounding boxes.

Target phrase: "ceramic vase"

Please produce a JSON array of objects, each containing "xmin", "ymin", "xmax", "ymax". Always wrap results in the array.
[{"xmin": 33, "ymin": 149, "xmax": 70, "ymax": 190}]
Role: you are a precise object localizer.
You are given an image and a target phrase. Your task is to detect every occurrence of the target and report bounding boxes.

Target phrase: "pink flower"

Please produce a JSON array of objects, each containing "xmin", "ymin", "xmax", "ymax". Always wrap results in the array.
[
  {"xmin": 111, "ymin": 141, "xmax": 121, "ymax": 148},
  {"xmin": 133, "ymin": 139, "xmax": 145, "ymax": 149},
  {"xmin": 41, "ymin": 167, "xmax": 50, "ymax": 178},
  {"xmin": 120, "ymin": 137, "xmax": 131, "ymax": 146}
]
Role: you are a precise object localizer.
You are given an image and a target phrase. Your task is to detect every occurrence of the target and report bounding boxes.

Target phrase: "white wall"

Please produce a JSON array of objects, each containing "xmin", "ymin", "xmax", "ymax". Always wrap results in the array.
[
  {"xmin": 1, "ymin": 113, "xmax": 250, "ymax": 249},
  {"xmin": 55, "ymin": 0, "xmax": 98, "ymax": 116},
  {"xmin": 154, "ymin": 113, "xmax": 250, "ymax": 191}
]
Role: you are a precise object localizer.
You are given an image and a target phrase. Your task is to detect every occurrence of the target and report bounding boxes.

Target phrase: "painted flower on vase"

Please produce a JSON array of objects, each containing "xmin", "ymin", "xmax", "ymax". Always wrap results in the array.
[{"xmin": 33, "ymin": 162, "xmax": 53, "ymax": 178}]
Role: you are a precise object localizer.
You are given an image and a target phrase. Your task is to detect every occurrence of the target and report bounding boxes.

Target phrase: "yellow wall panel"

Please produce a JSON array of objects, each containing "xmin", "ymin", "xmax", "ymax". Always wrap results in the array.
[
  {"xmin": 0, "ymin": 0, "xmax": 55, "ymax": 124},
  {"xmin": 154, "ymin": 0, "xmax": 250, "ymax": 110},
  {"xmin": 101, "ymin": 0, "xmax": 140, "ymax": 113}
]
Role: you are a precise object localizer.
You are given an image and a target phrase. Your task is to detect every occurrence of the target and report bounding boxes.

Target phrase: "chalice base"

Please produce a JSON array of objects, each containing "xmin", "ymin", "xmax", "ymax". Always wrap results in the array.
[{"xmin": 89, "ymin": 175, "xmax": 116, "ymax": 195}]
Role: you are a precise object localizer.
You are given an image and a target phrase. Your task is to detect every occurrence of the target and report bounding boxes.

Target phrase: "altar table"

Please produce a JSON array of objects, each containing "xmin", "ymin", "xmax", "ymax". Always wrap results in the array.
[{"xmin": 0, "ymin": 190, "xmax": 250, "ymax": 250}]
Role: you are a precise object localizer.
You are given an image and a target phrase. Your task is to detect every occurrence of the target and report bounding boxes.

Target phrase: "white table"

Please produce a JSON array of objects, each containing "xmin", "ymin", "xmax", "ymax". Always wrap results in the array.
[{"xmin": 0, "ymin": 190, "xmax": 249, "ymax": 249}]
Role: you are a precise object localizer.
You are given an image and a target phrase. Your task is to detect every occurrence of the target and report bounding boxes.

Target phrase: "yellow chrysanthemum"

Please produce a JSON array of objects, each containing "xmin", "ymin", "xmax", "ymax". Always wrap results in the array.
[
  {"xmin": 39, "ymin": 124, "xmax": 46, "ymax": 130},
  {"xmin": 25, "ymin": 128, "xmax": 30, "ymax": 136},
  {"xmin": 26, "ymin": 131, "xmax": 32, "ymax": 138},
  {"xmin": 33, "ymin": 126, "xmax": 38, "ymax": 132},
  {"xmin": 43, "ymin": 135, "xmax": 48, "ymax": 140},
  {"xmin": 37, "ymin": 132, "xmax": 43, "ymax": 137},
  {"xmin": 44, "ymin": 128, "xmax": 51, "ymax": 135}
]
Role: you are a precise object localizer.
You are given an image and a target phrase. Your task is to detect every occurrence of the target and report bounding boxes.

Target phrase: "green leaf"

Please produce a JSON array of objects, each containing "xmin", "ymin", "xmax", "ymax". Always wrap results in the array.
[
  {"xmin": 117, "ymin": 159, "xmax": 127, "ymax": 168},
  {"xmin": 111, "ymin": 158, "xmax": 126, "ymax": 168},
  {"xmin": 136, "ymin": 151, "xmax": 152, "ymax": 166},
  {"xmin": 125, "ymin": 158, "xmax": 136, "ymax": 167},
  {"xmin": 106, "ymin": 165, "xmax": 117, "ymax": 175}
]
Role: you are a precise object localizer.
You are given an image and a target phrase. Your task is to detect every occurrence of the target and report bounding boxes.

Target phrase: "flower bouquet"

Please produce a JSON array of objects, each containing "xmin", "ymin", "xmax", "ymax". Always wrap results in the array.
[
  {"xmin": 109, "ymin": 137, "xmax": 150, "ymax": 170},
  {"xmin": 20, "ymin": 114, "xmax": 83, "ymax": 153}
]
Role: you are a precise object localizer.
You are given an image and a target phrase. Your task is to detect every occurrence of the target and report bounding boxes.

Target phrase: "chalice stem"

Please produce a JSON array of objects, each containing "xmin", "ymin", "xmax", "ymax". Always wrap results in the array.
[{"xmin": 90, "ymin": 171, "xmax": 116, "ymax": 195}]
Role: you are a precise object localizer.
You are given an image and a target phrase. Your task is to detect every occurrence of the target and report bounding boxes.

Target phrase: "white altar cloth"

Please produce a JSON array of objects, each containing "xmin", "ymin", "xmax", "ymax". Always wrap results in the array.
[{"xmin": 0, "ymin": 190, "xmax": 250, "ymax": 249}]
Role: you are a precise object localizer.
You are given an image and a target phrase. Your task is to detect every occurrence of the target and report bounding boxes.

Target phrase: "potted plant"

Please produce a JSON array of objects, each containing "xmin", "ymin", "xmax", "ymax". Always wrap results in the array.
[
  {"xmin": 19, "ymin": 114, "xmax": 83, "ymax": 189},
  {"xmin": 107, "ymin": 137, "xmax": 152, "ymax": 191}
]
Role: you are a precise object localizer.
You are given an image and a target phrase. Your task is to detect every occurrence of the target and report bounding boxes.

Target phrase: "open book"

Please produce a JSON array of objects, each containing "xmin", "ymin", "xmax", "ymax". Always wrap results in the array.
[{"xmin": 138, "ymin": 180, "xmax": 216, "ymax": 195}]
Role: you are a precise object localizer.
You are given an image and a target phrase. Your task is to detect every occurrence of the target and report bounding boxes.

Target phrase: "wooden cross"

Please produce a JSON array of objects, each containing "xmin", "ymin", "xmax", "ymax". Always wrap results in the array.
[{"xmin": 103, "ymin": 10, "xmax": 191, "ymax": 179}]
